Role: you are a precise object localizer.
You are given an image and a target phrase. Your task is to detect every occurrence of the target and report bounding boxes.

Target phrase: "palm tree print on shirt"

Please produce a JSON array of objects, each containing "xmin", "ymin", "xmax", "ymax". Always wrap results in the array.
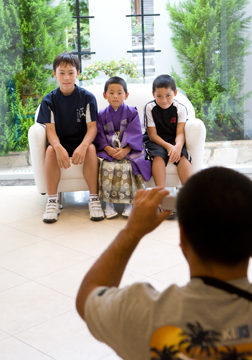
[
  {"xmin": 179, "ymin": 322, "xmax": 221, "ymax": 357},
  {"xmin": 151, "ymin": 345, "xmax": 182, "ymax": 360},
  {"xmin": 219, "ymin": 346, "xmax": 251, "ymax": 360}
]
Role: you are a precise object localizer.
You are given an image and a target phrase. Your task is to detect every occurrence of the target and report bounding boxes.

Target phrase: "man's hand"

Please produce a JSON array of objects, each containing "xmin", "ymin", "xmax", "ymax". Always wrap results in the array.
[
  {"xmin": 168, "ymin": 145, "xmax": 181, "ymax": 164},
  {"xmin": 72, "ymin": 143, "xmax": 88, "ymax": 165},
  {"xmin": 125, "ymin": 187, "xmax": 171, "ymax": 239},
  {"xmin": 113, "ymin": 147, "xmax": 131, "ymax": 160},
  {"xmin": 54, "ymin": 144, "xmax": 71, "ymax": 169},
  {"xmin": 104, "ymin": 146, "xmax": 119, "ymax": 158}
]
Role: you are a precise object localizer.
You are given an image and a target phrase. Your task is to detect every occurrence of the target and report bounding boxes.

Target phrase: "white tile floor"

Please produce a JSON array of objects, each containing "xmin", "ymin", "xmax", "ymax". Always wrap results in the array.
[{"xmin": 1, "ymin": 185, "xmax": 252, "ymax": 360}]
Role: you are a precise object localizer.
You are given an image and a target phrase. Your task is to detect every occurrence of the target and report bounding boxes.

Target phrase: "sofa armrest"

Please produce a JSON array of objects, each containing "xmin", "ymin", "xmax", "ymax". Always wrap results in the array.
[
  {"xmin": 185, "ymin": 118, "xmax": 206, "ymax": 174},
  {"xmin": 28, "ymin": 123, "xmax": 47, "ymax": 193}
]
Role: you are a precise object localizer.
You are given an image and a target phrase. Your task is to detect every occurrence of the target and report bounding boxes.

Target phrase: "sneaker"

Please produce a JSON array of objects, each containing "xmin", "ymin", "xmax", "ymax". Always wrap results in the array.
[
  {"xmin": 43, "ymin": 200, "xmax": 60, "ymax": 223},
  {"xmin": 105, "ymin": 204, "xmax": 118, "ymax": 219},
  {"xmin": 89, "ymin": 200, "xmax": 105, "ymax": 221}
]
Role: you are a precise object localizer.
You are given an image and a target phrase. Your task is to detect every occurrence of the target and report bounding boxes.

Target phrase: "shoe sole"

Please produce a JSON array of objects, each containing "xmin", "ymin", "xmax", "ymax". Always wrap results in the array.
[
  {"xmin": 43, "ymin": 217, "xmax": 58, "ymax": 223},
  {"xmin": 90, "ymin": 216, "xmax": 105, "ymax": 221},
  {"xmin": 106, "ymin": 211, "xmax": 118, "ymax": 219},
  {"xmin": 43, "ymin": 212, "xmax": 60, "ymax": 223}
]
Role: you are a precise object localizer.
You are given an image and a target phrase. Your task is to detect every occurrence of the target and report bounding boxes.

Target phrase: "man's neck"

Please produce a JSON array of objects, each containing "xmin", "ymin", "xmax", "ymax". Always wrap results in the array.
[{"xmin": 189, "ymin": 259, "xmax": 248, "ymax": 281}]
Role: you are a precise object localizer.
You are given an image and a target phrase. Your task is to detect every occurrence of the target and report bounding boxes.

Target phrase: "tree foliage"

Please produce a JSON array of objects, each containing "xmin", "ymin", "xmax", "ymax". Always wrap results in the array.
[
  {"xmin": 167, "ymin": 0, "xmax": 252, "ymax": 140},
  {"xmin": 0, "ymin": 0, "xmax": 71, "ymax": 154}
]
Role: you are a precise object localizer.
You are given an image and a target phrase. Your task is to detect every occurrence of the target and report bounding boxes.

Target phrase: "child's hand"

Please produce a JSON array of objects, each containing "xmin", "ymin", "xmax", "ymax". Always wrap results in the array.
[
  {"xmin": 72, "ymin": 144, "xmax": 87, "ymax": 165},
  {"xmin": 55, "ymin": 144, "xmax": 71, "ymax": 169},
  {"xmin": 104, "ymin": 146, "xmax": 119, "ymax": 157},
  {"xmin": 113, "ymin": 147, "xmax": 131, "ymax": 160},
  {"xmin": 168, "ymin": 145, "xmax": 181, "ymax": 164}
]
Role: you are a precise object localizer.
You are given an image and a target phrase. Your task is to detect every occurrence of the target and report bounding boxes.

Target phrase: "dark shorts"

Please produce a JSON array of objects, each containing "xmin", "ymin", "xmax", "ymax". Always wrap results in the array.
[
  {"xmin": 144, "ymin": 138, "xmax": 192, "ymax": 166},
  {"xmin": 46, "ymin": 138, "xmax": 83, "ymax": 157}
]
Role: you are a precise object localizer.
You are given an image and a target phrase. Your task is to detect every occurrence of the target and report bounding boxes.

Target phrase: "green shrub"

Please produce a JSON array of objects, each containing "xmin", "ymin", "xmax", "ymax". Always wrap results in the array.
[
  {"xmin": 79, "ymin": 58, "xmax": 139, "ymax": 83},
  {"xmin": 167, "ymin": 0, "xmax": 252, "ymax": 141},
  {"xmin": 0, "ymin": 0, "xmax": 71, "ymax": 154}
]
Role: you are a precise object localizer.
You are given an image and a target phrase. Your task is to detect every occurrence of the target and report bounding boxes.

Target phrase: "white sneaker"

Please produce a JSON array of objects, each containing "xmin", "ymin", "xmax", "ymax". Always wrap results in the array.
[
  {"xmin": 43, "ymin": 200, "xmax": 60, "ymax": 223},
  {"xmin": 105, "ymin": 203, "xmax": 118, "ymax": 219},
  {"xmin": 89, "ymin": 200, "xmax": 105, "ymax": 221}
]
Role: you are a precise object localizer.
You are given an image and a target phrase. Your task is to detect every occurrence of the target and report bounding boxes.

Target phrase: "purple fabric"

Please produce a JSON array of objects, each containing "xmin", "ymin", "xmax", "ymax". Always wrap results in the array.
[{"xmin": 95, "ymin": 103, "xmax": 152, "ymax": 181}]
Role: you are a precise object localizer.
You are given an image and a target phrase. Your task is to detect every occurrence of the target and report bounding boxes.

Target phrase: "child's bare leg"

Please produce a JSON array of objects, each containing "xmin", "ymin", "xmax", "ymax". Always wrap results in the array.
[
  {"xmin": 43, "ymin": 145, "xmax": 61, "ymax": 223},
  {"xmin": 83, "ymin": 144, "xmax": 99, "ymax": 194},
  {"xmin": 152, "ymin": 156, "xmax": 166, "ymax": 187},
  {"xmin": 83, "ymin": 144, "xmax": 104, "ymax": 221},
  {"xmin": 177, "ymin": 156, "xmax": 192, "ymax": 185},
  {"xmin": 44, "ymin": 145, "xmax": 61, "ymax": 194}
]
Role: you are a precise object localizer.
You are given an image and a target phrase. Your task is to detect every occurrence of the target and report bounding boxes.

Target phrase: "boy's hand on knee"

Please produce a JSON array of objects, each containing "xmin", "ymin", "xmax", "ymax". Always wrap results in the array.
[
  {"xmin": 72, "ymin": 144, "xmax": 87, "ymax": 165},
  {"xmin": 168, "ymin": 145, "xmax": 181, "ymax": 164},
  {"xmin": 125, "ymin": 188, "xmax": 170, "ymax": 239},
  {"xmin": 55, "ymin": 145, "xmax": 71, "ymax": 169}
]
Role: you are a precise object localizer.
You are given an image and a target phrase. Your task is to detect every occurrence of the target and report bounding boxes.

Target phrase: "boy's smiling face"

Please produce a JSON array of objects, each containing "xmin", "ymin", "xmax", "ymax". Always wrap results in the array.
[
  {"xmin": 53, "ymin": 62, "xmax": 80, "ymax": 96},
  {"xmin": 153, "ymin": 86, "xmax": 178, "ymax": 109},
  {"xmin": 103, "ymin": 84, "xmax": 129, "ymax": 111}
]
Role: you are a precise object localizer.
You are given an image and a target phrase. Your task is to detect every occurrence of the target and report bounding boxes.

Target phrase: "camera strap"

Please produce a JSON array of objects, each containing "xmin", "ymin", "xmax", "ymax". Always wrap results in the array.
[{"xmin": 193, "ymin": 276, "xmax": 252, "ymax": 301}]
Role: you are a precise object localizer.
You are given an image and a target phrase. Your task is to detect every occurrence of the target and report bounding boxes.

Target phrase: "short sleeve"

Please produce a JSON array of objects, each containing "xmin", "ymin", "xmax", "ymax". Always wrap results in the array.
[
  {"xmin": 37, "ymin": 96, "xmax": 54, "ymax": 124},
  {"xmin": 146, "ymin": 103, "xmax": 156, "ymax": 127},
  {"xmin": 177, "ymin": 103, "xmax": 188, "ymax": 123},
  {"xmin": 84, "ymin": 92, "xmax": 97, "ymax": 123},
  {"xmin": 85, "ymin": 283, "xmax": 160, "ymax": 360}
]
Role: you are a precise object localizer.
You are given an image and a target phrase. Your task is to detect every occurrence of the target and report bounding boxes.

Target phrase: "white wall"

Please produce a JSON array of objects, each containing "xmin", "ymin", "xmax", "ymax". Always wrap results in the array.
[
  {"xmin": 154, "ymin": 0, "xmax": 182, "ymax": 77},
  {"xmin": 89, "ymin": 0, "xmax": 132, "ymax": 61}
]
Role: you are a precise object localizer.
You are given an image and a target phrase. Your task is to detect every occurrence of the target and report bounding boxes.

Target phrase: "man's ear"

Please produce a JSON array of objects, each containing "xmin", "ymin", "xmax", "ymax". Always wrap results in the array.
[
  {"xmin": 152, "ymin": 91, "xmax": 155, "ymax": 98},
  {"xmin": 76, "ymin": 70, "xmax": 80, "ymax": 78},
  {"xmin": 125, "ymin": 92, "xmax": 129, "ymax": 100},
  {"xmin": 174, "ymin": 89, "xmax": 178, "ymax": 96},
  {"xmin": 53, "ymin": 71, "xmax": 57, "ymax": 79},
  {"xmin": 103, "ymin": 92, "xmax": 107, "ymax": 100},
  {"xmin": 179, "ymin": 223, "xmax": 189, "ymax": 259}
]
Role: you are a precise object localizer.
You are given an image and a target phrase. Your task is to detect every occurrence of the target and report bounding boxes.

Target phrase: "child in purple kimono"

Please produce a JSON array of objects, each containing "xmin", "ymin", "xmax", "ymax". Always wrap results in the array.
[{"xmin": 94, "ymin": 77, "xmax": 152, "ymax": 219}]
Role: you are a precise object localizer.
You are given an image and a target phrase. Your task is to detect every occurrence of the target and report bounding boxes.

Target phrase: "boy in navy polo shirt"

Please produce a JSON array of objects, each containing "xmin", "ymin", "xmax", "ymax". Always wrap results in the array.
[
  {"xmin": 143, "ymin": 75, "xmax": 192, "ymax": 218},
  {"xmin": 37, "ymin": 52, "xmax": 104, "ymax": 223}
]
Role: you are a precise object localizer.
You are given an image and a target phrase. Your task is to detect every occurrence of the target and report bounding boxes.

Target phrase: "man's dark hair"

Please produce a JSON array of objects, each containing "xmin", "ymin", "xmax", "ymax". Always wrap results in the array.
[
  {"xmin": 53, "ymin": 52, "xmax": 80, "ymax": 72},
  {"xmin": 104, "ymin": 76, "xmax": 128, "ymax": 94},
  {"xmin": 177, "ymin": 167, "xmax": 252, "ymax": 265},
  {"xmin": 152, "ymin": 74, "xmax": 176, "ymax": 92}
]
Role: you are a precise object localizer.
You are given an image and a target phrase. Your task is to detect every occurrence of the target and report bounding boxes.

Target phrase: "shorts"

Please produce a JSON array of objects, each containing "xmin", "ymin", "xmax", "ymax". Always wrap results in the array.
[
  {"xmin": 46, "ymin": 138, "xmax": 83, "ymax": 157},
  {"xmin": 144, "ymin": 138, "xmax": 192, "ymax": 166}
]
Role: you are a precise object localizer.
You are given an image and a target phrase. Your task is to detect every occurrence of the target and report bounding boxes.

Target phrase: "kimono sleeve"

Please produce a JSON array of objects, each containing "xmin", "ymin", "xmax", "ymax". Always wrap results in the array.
[{"xmin": 121, "ymin": 107, "xmax": 143, "ymax": 152}]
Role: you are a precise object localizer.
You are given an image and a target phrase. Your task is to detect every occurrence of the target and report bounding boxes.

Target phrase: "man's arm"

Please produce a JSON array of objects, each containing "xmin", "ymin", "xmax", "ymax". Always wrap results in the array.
[
  {"xmin": 71, "ymin": 121, "xmax": 97, "ymax": 165},
  {"xmin": 46, "ymin": 123, "xmax": 71, "ymax": 169},
  {"xmin": 76, "ymin": 187, "xmax": 170, "ymax": 320}
]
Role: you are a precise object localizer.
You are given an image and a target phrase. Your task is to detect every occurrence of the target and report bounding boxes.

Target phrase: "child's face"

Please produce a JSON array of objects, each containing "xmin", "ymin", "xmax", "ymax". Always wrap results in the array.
[
  {"xmin": 103, "ymin": 84, "xmax": 129, "ymax": 110},
  {"xmin": 152, "ymin": 87, "xmax": 178, "ymax": 109},
  {"xmin": 53, "ymin": 63, "xmax": 80, "ymax": 96}
]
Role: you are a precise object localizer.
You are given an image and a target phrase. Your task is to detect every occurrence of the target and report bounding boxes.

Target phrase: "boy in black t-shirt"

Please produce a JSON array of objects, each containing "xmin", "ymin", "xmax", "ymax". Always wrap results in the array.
[
  {"xmin": 37, "ymin": 53, "xmax": 104, "ymax": 223},
  {"xmin": 143, "ymin": 74, "xmax": 192, "ymax": 191}
]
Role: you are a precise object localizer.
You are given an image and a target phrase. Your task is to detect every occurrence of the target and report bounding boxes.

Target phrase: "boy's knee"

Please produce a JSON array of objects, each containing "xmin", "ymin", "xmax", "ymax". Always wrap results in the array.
[
  {"xmin": 46, "ymin": 145, "xmax": 56, "ymax": 157},
  {"xmin": 86, "ymin": 144, "xmax": 96, "ymax": 156}
]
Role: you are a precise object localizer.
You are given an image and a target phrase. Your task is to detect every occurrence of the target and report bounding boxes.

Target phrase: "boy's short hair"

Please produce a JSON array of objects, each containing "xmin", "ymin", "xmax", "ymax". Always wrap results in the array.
[
  {"xmin": 104, "ymin": 76, "xmax": 128, "ymax": 94},
  {"xmin": 177, "ymin": 167, "xmax": 252, "ymax": 266},
  {"xmin": 152, "ymin": 74, "xmax": 176, "ymax": 92},
  {"xmin": 53, "ymin": 53, "xmax": 80, "ymax": 72}
]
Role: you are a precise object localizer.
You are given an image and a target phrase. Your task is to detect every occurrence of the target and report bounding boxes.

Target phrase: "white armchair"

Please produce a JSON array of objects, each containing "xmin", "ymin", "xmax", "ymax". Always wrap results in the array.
[{"xmin": 28, "ymin": 84, "xmax": 206, "ymax": 196}]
